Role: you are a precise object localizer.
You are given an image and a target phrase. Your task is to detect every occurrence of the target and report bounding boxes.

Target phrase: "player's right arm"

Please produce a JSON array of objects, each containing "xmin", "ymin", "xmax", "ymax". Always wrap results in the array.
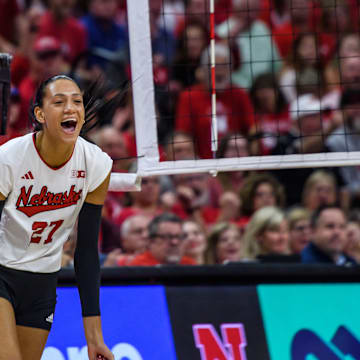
[{"xmin": 0, "ymin": 193, "xmax": 5, "ymax": 201}]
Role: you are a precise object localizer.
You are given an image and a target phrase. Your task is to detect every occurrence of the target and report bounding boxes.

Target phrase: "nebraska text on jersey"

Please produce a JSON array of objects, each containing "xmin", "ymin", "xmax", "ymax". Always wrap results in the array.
[{"xmin": 16, "ymin": 185, "xmax": 83, "ymax": 217}]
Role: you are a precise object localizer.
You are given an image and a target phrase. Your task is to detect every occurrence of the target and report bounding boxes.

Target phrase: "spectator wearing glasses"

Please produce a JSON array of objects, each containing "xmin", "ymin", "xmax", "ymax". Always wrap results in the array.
[
  {"xmin": 287, "ymin": 207, "xmax": 311, "ymax": 254},
  {"xmin": 129, "ymin": 213, "xmax": 196, "ymax": 266}
]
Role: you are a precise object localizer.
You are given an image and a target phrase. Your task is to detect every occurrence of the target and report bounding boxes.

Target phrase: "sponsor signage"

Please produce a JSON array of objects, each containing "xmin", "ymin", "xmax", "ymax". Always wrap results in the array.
[
  {"xmin": 42, "ymin": 285, "xmax": 177, "ymax": 360},
  {"xmin": 166, "ymin": 286, "xmax": 270, "ymax": 359},
  {"xmin": 258, "ymin": 284, "xmax": 360, "ymax": 360},
  {"xmin": 41, "ymin": 282, "xmax": 360, "ymax": 360}
]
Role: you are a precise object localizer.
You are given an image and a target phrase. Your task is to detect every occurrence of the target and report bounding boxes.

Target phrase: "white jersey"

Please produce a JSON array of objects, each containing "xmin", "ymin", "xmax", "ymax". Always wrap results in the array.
[{"xmin": 0, "ymin": 133, "xmax": 112, "ymax": 273}]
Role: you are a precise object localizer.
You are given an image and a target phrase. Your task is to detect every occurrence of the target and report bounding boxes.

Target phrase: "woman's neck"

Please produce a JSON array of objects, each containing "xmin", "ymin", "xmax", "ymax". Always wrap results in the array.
[{"xmin": 35, "ymin": 131, "xmax": 75, "ymax": 168}]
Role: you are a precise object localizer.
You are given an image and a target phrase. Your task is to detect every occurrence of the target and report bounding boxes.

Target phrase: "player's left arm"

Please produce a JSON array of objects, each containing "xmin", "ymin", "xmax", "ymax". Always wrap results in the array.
[
  {"xmin": 0, "ymin": 193, "xmax": 5, "ymax": 219},
  {"xmin": 74, "ymin": 171, "xmax": 114, "ymax": 360}
]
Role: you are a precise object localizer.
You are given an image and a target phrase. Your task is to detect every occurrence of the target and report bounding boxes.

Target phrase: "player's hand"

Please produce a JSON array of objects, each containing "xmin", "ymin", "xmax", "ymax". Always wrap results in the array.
[{"xmin": 88, "ymin": 342, "xmax": 114, "ymax": 360}]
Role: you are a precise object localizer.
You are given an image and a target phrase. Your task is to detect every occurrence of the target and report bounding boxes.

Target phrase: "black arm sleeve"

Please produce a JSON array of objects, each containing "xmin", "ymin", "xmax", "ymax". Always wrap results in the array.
[
  {"xmin": 0, "ymin": 201, "xmax": 4, "ymax": 217},
  {"xmin": 74, "ymin": 202, "xmax": 102, "ymax": 317}
]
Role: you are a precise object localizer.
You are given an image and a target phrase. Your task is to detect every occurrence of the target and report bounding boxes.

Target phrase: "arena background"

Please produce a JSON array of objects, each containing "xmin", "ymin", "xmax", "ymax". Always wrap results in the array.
[{"xmin": 1, "ymin": 0, "xmax": 360, "ymax": 359}]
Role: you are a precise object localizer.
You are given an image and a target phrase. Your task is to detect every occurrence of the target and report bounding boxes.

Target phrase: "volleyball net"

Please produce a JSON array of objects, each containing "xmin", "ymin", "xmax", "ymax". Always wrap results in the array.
[{"xmin": 125, "ymin": 0, "xmax": 360, "ymax": 182}]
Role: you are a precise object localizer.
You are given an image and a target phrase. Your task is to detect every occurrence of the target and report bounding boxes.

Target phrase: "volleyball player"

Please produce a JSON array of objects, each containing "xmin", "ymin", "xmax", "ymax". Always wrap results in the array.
[{"xmin": 0, "ymin": 75, "xmax": 117, "ymax": 360}]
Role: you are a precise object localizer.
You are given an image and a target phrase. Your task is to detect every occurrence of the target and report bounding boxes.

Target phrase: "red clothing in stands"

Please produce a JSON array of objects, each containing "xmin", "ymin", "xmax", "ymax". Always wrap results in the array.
[
  {"xmin": 17, "ymin": 76, "xmax": 38, "ymax": 133},
  {"xmin": 37, "ymin": 11, "xmax": 87, "ymax": 63},
  {"xmin": 254, "ymin": 109, "xmax": 290, "ymax": 155},
  {"xmin": 272, "ymin": 23, "xmax": 336, "ymax": 64},
  {"xmin": 129, "ymin": 251, "xmax": 196, "ymax": 266},
  {"xmin": 260, "ymin": 0, "xmax": 323, "ymax": 59},
  {"xmin": 0, "ymin": 0, "xmax": 20, "ymax": 42},
  {"xmin": 175, "ymin": 83, "xmax": 254, "ymax": 159},
  {"xmin": 10, "ymin": 53, "xmax": 30, "ymax": 87},
  {"xmin": 174, "ymin": 0, "xmax": 232, "ymax": 38}
]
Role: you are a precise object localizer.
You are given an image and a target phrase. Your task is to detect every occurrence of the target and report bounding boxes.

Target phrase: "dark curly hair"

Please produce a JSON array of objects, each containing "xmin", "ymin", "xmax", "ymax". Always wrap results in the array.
[{"xmin": 239, "ymin": 172, "xmax": 286, "ymax": 216}]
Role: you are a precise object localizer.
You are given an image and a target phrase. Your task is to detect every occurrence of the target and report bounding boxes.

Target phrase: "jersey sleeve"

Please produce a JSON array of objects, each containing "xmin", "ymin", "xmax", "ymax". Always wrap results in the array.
[
  {"xmin": 0, "ymin": 148, "xmax": 13, "ymax": 197},
  {"xmin": 86, "ymin": 144, "xmax": 113, "ymax": 193}
]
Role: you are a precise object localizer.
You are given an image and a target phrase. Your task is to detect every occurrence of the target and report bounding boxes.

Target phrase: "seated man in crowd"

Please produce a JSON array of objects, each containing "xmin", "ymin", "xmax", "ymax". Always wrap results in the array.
[
  {"xmin": 129, "ymin": 213, "xmax": 196, "ymax": 266},
  {"xmin": 103, "ymin": 214, "xmax": 151, "ymax": 267},
  {"xmin": 301, "ymin": 205, "xmax": 356, "ymax": 265}
]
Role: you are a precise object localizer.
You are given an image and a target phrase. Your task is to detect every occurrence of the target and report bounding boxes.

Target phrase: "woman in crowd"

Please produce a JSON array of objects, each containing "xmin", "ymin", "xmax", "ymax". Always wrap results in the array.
[
  {"xmin": 204, "ymin": 222, "xmax": 243, "ymax": 265},
  {"xmin": 239, "ymin": 172, "xmax": 286, "ymax": 225},
  {"xmin": 242, "ymin": 206, "xmax": 290, "ymax": 261},
  {"xmin": 249, "ymin": 73, "xmax": 290, "ymax": 155},
  {"xmin": 216, "ymin": 132, "xmax": 250, "ymax": 193},
  {"xmin": 278, "ymin": 33, "xmax": 337, "ymax": 104},
  {"xmin": 171, "ymin": 20, "xmax": 209, "ymax": 91},
  {"xmin": 287, "ymin": 207, "xmax": 311, "ymax": 254},
  {"xmin": 182, "ymin": 220, "xmax": 208, "ymax": 265},
  {"xmin": 301, "ymin": 170, "xmax": 338, "ymax": 213},
  {"xmin": 345, "ymin": 220, "xmax": 360, "ymax": 264}
]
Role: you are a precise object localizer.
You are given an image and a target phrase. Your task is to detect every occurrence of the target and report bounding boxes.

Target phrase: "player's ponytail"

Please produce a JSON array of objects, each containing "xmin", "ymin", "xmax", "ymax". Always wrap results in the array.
[{"xmin": 81, "ymin": 77, "xmax": 128, "ymax": 135}]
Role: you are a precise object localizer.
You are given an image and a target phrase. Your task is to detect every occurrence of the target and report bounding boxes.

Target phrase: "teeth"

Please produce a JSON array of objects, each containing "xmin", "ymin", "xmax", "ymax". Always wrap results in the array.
[{"xmin": 61, "ymin": 118, "xmax": 77, "ymax": 123}]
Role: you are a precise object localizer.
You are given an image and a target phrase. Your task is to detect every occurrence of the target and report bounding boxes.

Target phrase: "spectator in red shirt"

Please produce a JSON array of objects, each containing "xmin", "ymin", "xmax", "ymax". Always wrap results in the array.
[
  {"xmin": 167, "ymin": 172, "xmax": 222, "ymax": 228},
  {"xmin": 16, "ymin": 35, "xmax": 66, "ymax": 135},
  {"xmin": 175, "ymin": 42, "xmax": 254, "ymax": 159},
  {"xmin": 114, "ymin": 176, "xmax": 164, "ymax": 227},
  {"xmin": 103, "ymin": 214, "xmax": 152, "ymax": 267},
  {"xmin": 129, "ymin": 213, "xmax": 196, "ymax": 266},
  {"xmin": 37, "ymin": 0, "xmax": 87, "ymax": 64}
]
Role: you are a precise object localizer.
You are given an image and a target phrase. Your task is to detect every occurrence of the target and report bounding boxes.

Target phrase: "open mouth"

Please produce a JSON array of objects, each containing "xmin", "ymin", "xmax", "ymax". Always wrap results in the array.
[{"xmin": 61, "ymin": 119, "xmax": 77, "ymax": 133}]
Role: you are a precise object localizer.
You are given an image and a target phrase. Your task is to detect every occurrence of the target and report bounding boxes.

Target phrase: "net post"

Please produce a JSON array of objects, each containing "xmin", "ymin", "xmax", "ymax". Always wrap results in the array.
[
  {"xmin": 126, "ymin": 0, "xmax": 160, "ymax": 174},
  {"xmin": 209, "ymin": 0, "xmax": 218, "ymax": 154}
]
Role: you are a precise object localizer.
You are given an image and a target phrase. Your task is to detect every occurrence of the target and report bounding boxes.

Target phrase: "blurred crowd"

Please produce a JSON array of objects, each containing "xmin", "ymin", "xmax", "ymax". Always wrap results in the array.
[{"xmin": 2, "ymin": 0, "xmax": 360, "ymax": 268}]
